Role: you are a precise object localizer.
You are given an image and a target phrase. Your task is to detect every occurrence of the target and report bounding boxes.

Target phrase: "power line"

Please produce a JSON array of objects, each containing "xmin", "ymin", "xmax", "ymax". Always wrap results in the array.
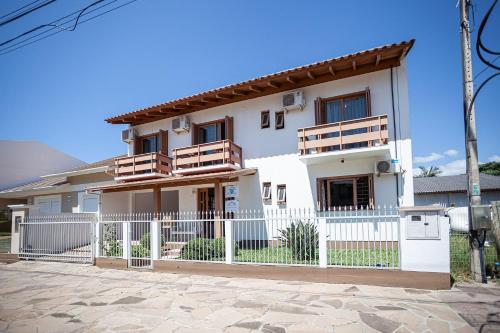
[
  {"xmin": 474, "ymin": 55, "xmax": 500, "ymax": 80},
  {"xmin": 0, "ymin": 0, "xmax": 43, "ymax": 20},
  {"xmin": 0, "ymin": 0, "xmax": 57, "ymax": 27},
  {"xmin": 0, "ymin": 0, "xmax": 139, "ymax": 56},
  {"xmin": 0, "ymin": 0, "xmax": 106, "ymax": 47},
  {"xmin": 0, "ymin": 0, "xmax": 120, "ymax": 53}
]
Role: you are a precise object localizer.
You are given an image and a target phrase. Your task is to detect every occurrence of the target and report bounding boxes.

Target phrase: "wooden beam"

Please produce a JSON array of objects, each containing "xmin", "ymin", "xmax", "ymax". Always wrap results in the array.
[
  {"xmin": 232, "ymin": 89, "xmax": 248, "ymax": 96},
  {"xmin": 375, "ymin": 54, "xmax": 381, "ymax": 66},
  {"xmin": 172, "ymin": 105, "xmax": 189, "ymax": 110},
  {"xmin": 268, "ymin": 81, "xmax": 280, "ymax": 88},
  {"xmin": 153, "ymin": 186, "xmax": 161, "ymax": 214},
  {"xmin": 190, "ymin": 100, "xmax": 207, "ymax": 106},
  {"xmin": 328, "ymin": 65, "xmax": 335, "ymax": 76},
  {"xmin": 352, "ymin": 60, "xmax": 357, "ymax": 71},
  {"xmin": 307, "ymin": 71, "xmax": 316, "ymax": 80},
  {"xmin": 249, "ymin": 85, "xmax": 263, "ymax": 93},
  {"xmin": 286, "ymin": 76, "xmax": 298, "ymax": 84},
  {"xmin": 216, "ymin": 93, "xmax": 232, "ymax": 100}
]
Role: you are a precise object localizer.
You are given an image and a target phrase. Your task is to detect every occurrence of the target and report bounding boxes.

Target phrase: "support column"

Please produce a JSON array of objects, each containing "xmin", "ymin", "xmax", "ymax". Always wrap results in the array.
[
  {"xmin": 123, "ymin": 221, "xmax": 130, "ymax": 265},
  {"xmin": 153, "ymin": 186, "xmax": 161, "ymax": 215},
  {"xmin": 318, "ymin": 217, "xmax": 327, "ymax": 268},
  {"xmin": 214, "ymin": 180, "xmax": 223, "ymax": 238},
  {"xmin": 225, "ymin": 219, "xmax": 233, "ymax": 264}
]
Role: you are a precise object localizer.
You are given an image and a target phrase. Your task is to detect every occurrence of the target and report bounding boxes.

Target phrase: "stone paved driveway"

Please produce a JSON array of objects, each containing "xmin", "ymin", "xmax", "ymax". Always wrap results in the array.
[{"xmin": 0, "ymin": 261, "xmax": 499, "ymax": 333}]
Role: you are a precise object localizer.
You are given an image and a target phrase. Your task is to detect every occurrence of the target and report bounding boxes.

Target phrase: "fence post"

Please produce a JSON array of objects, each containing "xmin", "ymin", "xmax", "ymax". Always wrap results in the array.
[
  {"xmin": 319, "ymin": 217, "xmax": 327, "ymax": 268},
  {"xmin": 225, "ymin": 219, "xmax": 233, "ymax": 264},
  {"xmin": 95, "ymin": 214, "xmax": 101, "ymax": 258},
  {"xmin": 151, "ymin": 217, "xmax": 161, "ymax": 262},
  {"xmin": 123, "ymin": 220, "xmax": 130, "ymax": 265}
]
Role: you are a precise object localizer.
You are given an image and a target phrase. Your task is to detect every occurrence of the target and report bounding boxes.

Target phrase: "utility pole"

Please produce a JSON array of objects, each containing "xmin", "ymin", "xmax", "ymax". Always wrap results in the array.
[{"xmin": 459, "ymin": 0, "xmax": 483, "ymax": 282}]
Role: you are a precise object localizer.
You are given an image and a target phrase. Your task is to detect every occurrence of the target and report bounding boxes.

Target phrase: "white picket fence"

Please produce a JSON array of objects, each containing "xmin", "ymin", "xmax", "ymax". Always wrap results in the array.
[{"xmin": 19, "ymin": 207, "xmax": 401, "ymax": 269}]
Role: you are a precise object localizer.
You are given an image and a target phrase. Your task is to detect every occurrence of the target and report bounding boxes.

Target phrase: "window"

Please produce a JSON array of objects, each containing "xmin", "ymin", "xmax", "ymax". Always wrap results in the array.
[
  {"xmin": 14, "ymin": 216, "xmax": 21, "ymax": 233},
  {"xmin": 319, "ymin": 91, "xmax": 370, "ymax": 124},
  {"xmin": 261, "ymin": 110, "xmax": 270, "ymax": 129},
  {"xmin": 142, "ymin": 135, "xmax": 158, "ymax": 153},
  {"xmin": 275, "ymin": 111, "xmax": 284, "ymax": 130},
  {"xmin": 262, "ymin": 182, "xmax": 271, "ymax": 201},
  {"xmin": 198, "ymin": 121, "xmax": 225, "ymax": 144},
  {"xmin": 317, "ymin": 175, "xmax": 373, "ymax": 210},
  {"xmin": 277, "ymin": 184, "xmax": 286, "ymax": 204}
]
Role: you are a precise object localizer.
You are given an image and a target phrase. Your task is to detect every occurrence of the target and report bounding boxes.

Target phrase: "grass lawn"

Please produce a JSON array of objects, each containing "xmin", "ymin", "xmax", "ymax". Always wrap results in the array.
[
  {"xmin": 234, "ymin": 247, "xmax": 399, "ymax": 268},
  {"xmin": 450, "ymin": 232, "xmax": 497, "ymax": 280},
  {"xmin": 0, "ymin": 236, "xmax": 11, "ymax": 253}
]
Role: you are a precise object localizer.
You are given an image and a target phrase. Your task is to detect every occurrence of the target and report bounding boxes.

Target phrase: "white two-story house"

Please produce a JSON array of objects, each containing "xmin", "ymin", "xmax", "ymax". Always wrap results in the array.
[{"xmin": 90, "ymin": 40, "xmax": 415, "ymax": 232}]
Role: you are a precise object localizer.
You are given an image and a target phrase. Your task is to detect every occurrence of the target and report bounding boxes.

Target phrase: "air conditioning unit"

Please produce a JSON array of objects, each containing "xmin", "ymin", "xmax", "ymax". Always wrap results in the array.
[
  {"xmin": 172, "ymin": 115, "xmax": 191, "ymax": 133},
  {"xmin": 282, "ymin": 90, "xmax": 305, "ymax": 111},
  {"xmin": 375, "ymin": 159, "xmax": 401, "ymax": 175},
  {"xmin": 121, "ymin": 128, "xmax": 137, "ymax": 143}
]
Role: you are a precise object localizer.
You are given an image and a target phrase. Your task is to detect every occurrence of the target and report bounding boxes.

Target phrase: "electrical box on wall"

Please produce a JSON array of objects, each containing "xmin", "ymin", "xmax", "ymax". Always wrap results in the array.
[{"xmin": 406, "ymin": 212, "xmax": 440, "ymax": 239}]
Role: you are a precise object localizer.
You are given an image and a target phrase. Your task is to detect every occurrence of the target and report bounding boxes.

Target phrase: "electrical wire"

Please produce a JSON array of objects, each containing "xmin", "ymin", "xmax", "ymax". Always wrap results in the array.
[
  {"xmin": 0, "ymin": 0, "xmax": 43, "ymax": 20},
  {"xmin": 0, "ymin": 0, "xmax": 138, "ymax": 56},
  {"xmin": 0, "ymin": 0, "xmax": 120, "ymax": 53},
  {"xmin": 0, "ymin": 0, "xmax": 106, "ymax": 47},
  {"xmin": 474, "ymin": 55, "xmax": 499, "ymax": 80},
  {"xmin": 0, "ymin": 0, "xmax": 57, "ymax": 27},
  {"xmin": 476, "ymin": 0, "xmax": 500, "ymax": 70}
]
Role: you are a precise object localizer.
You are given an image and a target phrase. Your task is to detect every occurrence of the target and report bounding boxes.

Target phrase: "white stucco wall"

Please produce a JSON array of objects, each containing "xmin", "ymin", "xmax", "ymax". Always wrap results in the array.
[{"xmin": 127, "ymin": 63, "xmax": 414, "ymax": 211}]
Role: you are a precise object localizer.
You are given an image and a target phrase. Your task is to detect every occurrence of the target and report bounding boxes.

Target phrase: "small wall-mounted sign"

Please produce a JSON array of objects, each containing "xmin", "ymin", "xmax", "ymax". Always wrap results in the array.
[
  {"xmin": 472, "ymin": 183, "xmax": 480, "ymax": 196},
  {"xmin": 225, "ymin": 199, "xmax": 239, "ymax": 213},
  {"xmin": 225, "ymin": 184, "xmax": 239, "ymax": 198}
]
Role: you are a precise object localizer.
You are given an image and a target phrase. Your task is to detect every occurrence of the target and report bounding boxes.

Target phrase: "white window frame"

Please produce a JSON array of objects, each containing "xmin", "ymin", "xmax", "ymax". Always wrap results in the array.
[
  {"xmin": 34, "ymin": 194, "xmax": 62, "ymax": 214},
  {"xmin": 277, "ymin": 184, "xmax": 286, "ymax": 204},
  {"xmin": 78, "ymin": 192, "xmax": 99, "ymax": 213},
  {"xmin": 262, "ymin": 182, "xmax": 271, "ymax": 201}
]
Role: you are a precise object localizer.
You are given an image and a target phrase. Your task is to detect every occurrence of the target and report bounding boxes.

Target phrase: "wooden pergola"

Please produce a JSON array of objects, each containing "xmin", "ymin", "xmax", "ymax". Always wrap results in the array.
[
  {"xmin": 106, "ymin": 40, "xmax": 414, "ymax": 126},
  {"xmin": 87, "ymin": 168, "xmax": 257, "ymax": 214}
]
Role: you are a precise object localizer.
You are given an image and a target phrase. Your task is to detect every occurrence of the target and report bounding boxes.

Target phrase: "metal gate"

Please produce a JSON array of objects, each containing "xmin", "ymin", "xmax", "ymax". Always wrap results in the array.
[{"xmin": 19, "ymin": 214, "xmax": 96, "ymax": 264}]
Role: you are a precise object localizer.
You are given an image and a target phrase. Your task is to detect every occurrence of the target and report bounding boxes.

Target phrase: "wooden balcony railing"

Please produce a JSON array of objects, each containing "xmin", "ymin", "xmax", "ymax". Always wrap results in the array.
[
  {"xmin": 115, "ymin": 152, "xmax": 173, "ymax": 178},
  {"xmin": 173, "ymin": 140, "xmax": 243, "ymax": 171},
  {"xmin": 297, "ymin": 115, "xmax": 389, "ymax": 155}
]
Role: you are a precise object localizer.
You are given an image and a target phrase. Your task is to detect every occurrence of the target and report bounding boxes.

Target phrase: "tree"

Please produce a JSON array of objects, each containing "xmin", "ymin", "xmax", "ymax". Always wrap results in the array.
[
  {"xmin": 479, "ymin": 161, "xmax": 500, "ymax": 176},
  {"xmin": 417, "ymin": 166, "xmax": 442, "ymax": 177}
]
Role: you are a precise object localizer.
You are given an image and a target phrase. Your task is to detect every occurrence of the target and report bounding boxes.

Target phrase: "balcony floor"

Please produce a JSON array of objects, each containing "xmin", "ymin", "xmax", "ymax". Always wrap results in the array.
[
  {"xmin": 298, "ymin": 144, "xmax": 391, "ymax": 165},
  {"xmin": 173, "ymin": 163, "xmax": 240, "ymax": 176}
]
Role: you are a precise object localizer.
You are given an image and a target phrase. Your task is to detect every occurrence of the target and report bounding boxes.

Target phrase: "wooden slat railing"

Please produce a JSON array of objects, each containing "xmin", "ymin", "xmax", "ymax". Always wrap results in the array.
[
  {"xmin": 114, "ymin": 152, "xmax": 173, "ymax": 178},
  {"xmin": 297, "ymin": 115, "xmax": 389, "ymax": 155},
  {"xmin": 173, "ymin": 140, "xmax": 243, "ymax": 170}
]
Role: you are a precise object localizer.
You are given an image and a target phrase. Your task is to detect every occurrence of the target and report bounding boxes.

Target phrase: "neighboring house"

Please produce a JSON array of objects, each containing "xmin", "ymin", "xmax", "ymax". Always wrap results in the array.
[
  {"xmin": 414, "ymin": 173, "xmax": 500, "ymax": 207},
  {"xmin": 0, "ymin": 156, "xmax": 122, "ymax": 216},
  {"xmin": 86, "ymin": 39, "xmax": 415, "ymax": 225},
  {"xmin": 0, "ymin": 140, "xmax": 85, "ymax": 190}
]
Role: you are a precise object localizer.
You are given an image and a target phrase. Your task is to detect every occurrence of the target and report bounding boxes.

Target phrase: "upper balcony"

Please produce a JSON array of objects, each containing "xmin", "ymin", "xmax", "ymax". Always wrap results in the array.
[
  {"xmin": 114, "ymin": 152, "xmax": 173, "ymax": 181},
  {"xmin": 297, "ymin": 115, "xmax": 390, "ymax": 165},
  {"xmin": 173, "ymin": 140, "xmax": 243, "ymax": 176}
]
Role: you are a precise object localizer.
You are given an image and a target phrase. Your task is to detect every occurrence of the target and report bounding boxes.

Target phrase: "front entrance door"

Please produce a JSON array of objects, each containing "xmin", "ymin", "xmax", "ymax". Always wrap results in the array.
[{"xmin": 198, "ymin": 188, "xmax": 215, "ymax": 238}]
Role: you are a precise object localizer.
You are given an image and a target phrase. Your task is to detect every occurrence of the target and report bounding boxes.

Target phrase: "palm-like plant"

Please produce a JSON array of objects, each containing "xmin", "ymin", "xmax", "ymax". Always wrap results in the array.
[
  {"xmin": 277, "ymin": 220, "xmax": 318, "ymax": 261},
  {"xmin": 418, "ymin": 166, "xmax": 442, "ymax": 177}
]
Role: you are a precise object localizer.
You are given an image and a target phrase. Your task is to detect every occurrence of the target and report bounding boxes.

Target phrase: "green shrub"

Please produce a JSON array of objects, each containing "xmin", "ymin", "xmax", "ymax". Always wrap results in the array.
[
  {"xmin": 131, "ymin": 244, "xmax": 150, "ymax": 258},
  {"xmin": 212, "ymin": 237, "xmax": 239, "ymax": 258},
  {"xmin": 277, "ymin": 220, "xmax": 318, "ymax": 261},
  {"xmin": 180, "ymin": 238, "xmax": 213, "ymax": 260},
  {"xmin": 104, "ymin": 240, "xmax": 123, "ymax": 257},
  {"xmin": 139, "ymin": 232, "xmax": 165, "ymax": 249}
]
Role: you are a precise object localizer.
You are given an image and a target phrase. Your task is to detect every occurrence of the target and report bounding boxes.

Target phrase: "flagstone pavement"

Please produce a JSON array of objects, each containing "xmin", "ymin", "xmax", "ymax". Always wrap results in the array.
[{"xmin": 0, "ymin": 261, "xmax": 499, "ymax": 333}]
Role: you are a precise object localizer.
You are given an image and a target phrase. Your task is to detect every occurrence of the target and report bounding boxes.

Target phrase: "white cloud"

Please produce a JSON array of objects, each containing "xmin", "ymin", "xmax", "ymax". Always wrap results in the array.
[
  {"xmin": 413, "ymin": 168, "xmax": 422, "ymax": 177},
  {"xmin": 488, "ymin": 155, "xmax": 500, "ymax": 162},
  {"xmin": 437, "ymin": 159, "xmax": 466, "ymax": 176},
  {"xmin": 414, "ymin": 152, "xmax": 444, "ymax": 164},
  {"xmin": 444, "ymin": 149, "xmax": 459, "ymax": 157}
]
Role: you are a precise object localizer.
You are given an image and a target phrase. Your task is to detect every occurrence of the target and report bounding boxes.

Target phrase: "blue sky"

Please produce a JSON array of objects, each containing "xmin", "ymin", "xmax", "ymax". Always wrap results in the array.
[{"xmin": 0, "ymin": 0, "xmax": 498, "ymax": 176}]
